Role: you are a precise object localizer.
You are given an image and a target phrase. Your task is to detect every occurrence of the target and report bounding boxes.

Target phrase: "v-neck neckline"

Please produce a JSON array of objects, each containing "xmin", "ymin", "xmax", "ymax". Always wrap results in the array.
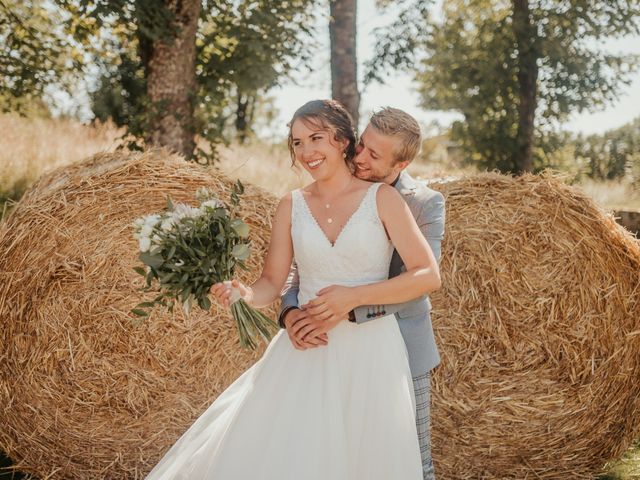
[{"xmin": 299, "ymin": 183, "xmax": 376, "ymax": 248}]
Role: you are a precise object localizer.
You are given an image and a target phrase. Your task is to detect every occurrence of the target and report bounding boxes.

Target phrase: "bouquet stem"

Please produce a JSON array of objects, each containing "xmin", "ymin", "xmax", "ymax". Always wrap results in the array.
[{"xmin": 230, "ymin": 299, "xmax": 279, "ymax": 349}]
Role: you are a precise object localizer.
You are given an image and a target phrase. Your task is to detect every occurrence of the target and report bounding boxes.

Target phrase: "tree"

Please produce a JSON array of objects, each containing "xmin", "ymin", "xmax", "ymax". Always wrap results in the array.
[
  {"xmin": 0, "ymin": 0, "xmax": 82, "ymax": 114},
  {"xmin": 329, "ymin": 0, "xmax": 359, "ymax": 126},
  {"xmin": 85, "ymin": 0, "xmax": 317, "ymax": 158},
  {"xmin": 3, "ymin": 0, "xmax": 317, "ymax": 160},
  {"xmin": 573, "ymin": 117, "xmax": 640, "ymax": 181},
  {"xmin": 144, "ymin": 0, "xmax": 200, "ymax": 158},
  {"xmin": 512, "ymin": 0, "xmax": 537, "ymax": 173},
  {"xmin": 363, "ymin": 0, "xmax": 434, "ymax": 85},
  {"xmin": 196, "ymin": 1, "xmax": 315, "ymax": 146},
  {"xmin": 416, "ymin": 0, "xmax": 640, "ymax": 174}
]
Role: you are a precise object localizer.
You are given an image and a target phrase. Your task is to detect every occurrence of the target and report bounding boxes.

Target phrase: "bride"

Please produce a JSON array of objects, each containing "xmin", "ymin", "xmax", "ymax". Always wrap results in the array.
[{"xmin": 145, "ymin": 99, "xmax": 441, "ymax": 480}]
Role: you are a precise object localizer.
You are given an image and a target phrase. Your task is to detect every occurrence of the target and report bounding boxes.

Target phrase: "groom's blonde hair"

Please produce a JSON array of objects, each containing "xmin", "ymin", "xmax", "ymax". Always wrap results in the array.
[{"xmin": 369, "ymin": 107, "xmax": 422, "ymax": 165}]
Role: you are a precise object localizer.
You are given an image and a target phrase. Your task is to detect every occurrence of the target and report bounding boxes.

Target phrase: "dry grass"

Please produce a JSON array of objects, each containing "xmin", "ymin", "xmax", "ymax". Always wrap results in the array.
[
  {"xmin": 427, "ymin": 172, "xmax": 640, "ymax": 479},
  {"xmin": 577, "ymin": 178, "xmax": 640, "ymax": 211},
  {"xmin": 0, "ymin": 150, "xmax": 276, "ymax": 479},
  {"xmin": 2, "ymin": 158, "xmax": 639, "ymax": 479},
  {"xmin": 1, "ymin": 115, "xmax": 640, "ymax": 478},
  {"xmin": 0, "ymin": 113, "xmax": 121, "ymax": 193},
  {"xmin": 0, "ymin": 113, "xmax": 636, "ymax": 213},
  {"xmin": 216, "ymin": 142, "xmax": 311, "ymax": 195}
]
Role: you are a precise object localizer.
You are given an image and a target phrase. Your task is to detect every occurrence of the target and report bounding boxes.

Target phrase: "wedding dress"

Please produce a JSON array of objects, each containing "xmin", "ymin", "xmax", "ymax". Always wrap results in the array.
[{"xmin": 145, "ymin": 182, "xmax": 423, "ymax": 479}]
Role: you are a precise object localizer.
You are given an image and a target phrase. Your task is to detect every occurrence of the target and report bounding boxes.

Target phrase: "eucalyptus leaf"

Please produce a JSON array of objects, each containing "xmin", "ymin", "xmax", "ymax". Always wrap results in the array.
[
  {"xmin": 136, "ymin": 301, "xmax": 156, "ymax": 308},
  {"xmin": 180, "ymin": 286, "xmax": 192, "ymax": 302},
  {"xmin": 230, "ymin": 219, "xmax": 250, "ymax": 238},
  {"xmin": 140, "ymin": 252, "xmax": 164, "ymax": 269},
  {"xmin": 231, "ymin": 244, "xmax": 250, "ymax": 261},
  {"xmin": 133, "ymin": 266, "xmax": 147, "ymax": 276},
  {"xmin": 199, "ymin": 295, "xmax": 212, "ymax": 310}
]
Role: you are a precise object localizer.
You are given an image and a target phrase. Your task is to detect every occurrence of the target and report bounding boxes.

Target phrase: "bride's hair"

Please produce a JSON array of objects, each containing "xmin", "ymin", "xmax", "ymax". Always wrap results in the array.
[{"xmin": 287, "ymin": 99, "xmax": 357, "ymax": 168}]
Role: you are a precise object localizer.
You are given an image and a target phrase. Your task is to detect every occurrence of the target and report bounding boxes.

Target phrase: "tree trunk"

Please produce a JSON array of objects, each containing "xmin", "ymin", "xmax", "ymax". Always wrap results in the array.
[
  {"xmin": 512, "ymin": 0, "xmax": 538, "ymax": 174},
  {"xmin": 329, "ymin": 0, "xmax": 359, "ymax": 127},
  {"xmin": 145, "ymin": 0, "xmax": 200, "ymax": 159},
  {"xmin": 235, "ymin": 93, "xmax": 256, "ymax": 145}
]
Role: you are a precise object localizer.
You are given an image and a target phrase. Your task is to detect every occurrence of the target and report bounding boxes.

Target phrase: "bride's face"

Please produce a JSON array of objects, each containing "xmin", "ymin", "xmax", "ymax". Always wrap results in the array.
[{"xmin": 291, "ymin": 118, "xmax": 348, "ymax": 180}]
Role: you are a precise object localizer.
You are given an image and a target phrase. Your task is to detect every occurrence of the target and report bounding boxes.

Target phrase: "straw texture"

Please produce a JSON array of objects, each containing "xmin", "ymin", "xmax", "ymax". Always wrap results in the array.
[
  {"xmin": 0, "ymin": 150, "xmax": 276, "ymax": 479},
  {"xmin": 1, "ymin": 156, "xmax": 639, "ymax": 479},
  {"xmin": 428, "ymin": 172, "xmax": 640, "ymax": 479}
]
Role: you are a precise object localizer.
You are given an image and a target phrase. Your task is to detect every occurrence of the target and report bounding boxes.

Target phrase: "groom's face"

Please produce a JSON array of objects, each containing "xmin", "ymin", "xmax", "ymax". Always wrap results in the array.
[{"xmin": 354, "ymin": 126, "xmax": 409, "ymax": 184}]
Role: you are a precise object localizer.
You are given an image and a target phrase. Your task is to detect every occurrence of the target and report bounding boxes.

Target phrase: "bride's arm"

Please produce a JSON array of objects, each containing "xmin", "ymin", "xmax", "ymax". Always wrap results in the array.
[
  {"xmin": 210, "ymin": 193, "xmax": 293, "ymax": 308},
  {"xmin": 349, "ymin": 184, "xmax": 441, "ymax": 305}
]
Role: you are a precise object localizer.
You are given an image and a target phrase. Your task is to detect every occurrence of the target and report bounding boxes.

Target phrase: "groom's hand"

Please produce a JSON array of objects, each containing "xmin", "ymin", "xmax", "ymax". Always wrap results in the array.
[{"xmin": 284, "ymin": 308, "xmax": 328, "ymax": 350}]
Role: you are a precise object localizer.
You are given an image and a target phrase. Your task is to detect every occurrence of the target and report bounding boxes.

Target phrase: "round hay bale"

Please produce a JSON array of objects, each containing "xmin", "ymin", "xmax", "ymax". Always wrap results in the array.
[
  {"xmin": 429, "ymin": 172, "xmax": 640, "ymax": 479},
  {"xmin": 0, "ymin": 149, "xmax": 278, "ymax": 479},
  {"xmin": 2, "ymin": 160, "xmax": 639, "ymax": 479}
]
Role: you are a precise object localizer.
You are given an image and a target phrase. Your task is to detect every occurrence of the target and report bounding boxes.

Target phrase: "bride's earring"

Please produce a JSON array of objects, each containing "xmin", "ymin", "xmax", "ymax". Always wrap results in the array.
[{"xmin": 342, "ymin": 152, "xmax": 346, "ymax": 159}]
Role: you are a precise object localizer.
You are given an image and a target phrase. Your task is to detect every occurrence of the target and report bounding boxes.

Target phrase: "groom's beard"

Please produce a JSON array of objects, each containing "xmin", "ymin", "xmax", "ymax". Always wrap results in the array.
[{"xmin": 355, "ymin": 165, "xmax": 392, "ymax": 183}]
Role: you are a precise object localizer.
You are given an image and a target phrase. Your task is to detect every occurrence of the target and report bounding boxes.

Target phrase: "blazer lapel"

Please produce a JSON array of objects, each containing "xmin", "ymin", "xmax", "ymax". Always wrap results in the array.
[{"xmin": 394, "ymin": 171, "xmax": 418, "ymax": 213}]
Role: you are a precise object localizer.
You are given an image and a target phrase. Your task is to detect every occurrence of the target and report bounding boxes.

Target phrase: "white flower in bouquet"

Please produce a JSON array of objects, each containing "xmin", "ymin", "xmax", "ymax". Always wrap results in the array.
[
  {"xmin": 130, "ymin": 181, "xmax": 277, "ymax": 349},
  {"xmin": 138, "ymin": 236, "xmax": 151, "ymax": 253},
  {"xmin": 160, "ymin": 217, "xmax": 176, "ymax": 232},
  {"xmin": 200, "ymin": 199, "xmax": 224, "ymax": 211},
  {"xmin": 171, "ymin": 203, "xmax": 202, "ymax": 222}
]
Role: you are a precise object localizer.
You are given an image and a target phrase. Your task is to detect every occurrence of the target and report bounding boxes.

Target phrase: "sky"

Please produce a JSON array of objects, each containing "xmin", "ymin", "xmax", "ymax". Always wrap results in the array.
[{"xmin": 265, "ymin": 0, "xmax": 640, "ymax": 140}]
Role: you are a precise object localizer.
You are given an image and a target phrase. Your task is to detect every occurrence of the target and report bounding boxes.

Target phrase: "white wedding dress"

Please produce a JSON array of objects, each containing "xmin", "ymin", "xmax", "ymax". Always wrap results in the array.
[{"xmin": 145, "ymin": 182, "xmax": 423, "ymax": 479}]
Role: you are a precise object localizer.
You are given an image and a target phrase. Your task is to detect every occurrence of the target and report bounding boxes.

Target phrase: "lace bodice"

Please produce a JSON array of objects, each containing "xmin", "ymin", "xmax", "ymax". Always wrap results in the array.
[{"xmin": 291, "ymin": 182, "xmax": 393, "ymax": 305}]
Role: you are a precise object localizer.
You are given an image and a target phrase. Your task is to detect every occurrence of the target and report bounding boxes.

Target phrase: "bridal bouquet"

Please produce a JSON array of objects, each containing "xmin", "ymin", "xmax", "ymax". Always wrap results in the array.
[{"xmin": 131, "ymin": 181, "xmax": 277, "ymax": 349}]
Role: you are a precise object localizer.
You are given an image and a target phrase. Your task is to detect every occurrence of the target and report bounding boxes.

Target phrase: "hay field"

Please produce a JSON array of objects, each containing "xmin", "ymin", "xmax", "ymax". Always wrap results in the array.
[
  {"xmin": 0, "ymin": 115, "xmax": 639, "ymax": 479},
  {"xmin": 1, "ymin": 113, "xmax": 638, "ymax": 215}
]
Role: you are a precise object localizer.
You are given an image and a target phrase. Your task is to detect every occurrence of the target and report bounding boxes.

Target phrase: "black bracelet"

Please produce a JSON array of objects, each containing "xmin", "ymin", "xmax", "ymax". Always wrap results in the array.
[
  {"xmin": 348, "ymin": 310, "xmax": 356, "ymax": 323},
  {"xmin": 278, "ymin": 306, "xmax": 299, "ymax": 329}
]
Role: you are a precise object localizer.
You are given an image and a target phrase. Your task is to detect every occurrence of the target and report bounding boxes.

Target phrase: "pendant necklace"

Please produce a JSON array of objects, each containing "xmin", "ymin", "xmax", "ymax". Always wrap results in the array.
[{"xmin": 322, "ymin": 176, "xmax": 353, "ymax": 224}]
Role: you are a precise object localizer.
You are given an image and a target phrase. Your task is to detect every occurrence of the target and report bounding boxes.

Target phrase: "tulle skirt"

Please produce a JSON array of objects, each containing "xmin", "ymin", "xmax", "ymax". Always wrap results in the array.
[{"xmin": 145, "ymin": 315, "xmax": 422, "ymax": 480}]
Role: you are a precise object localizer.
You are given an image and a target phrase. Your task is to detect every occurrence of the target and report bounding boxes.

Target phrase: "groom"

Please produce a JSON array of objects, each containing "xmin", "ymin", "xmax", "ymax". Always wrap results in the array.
[{"xmin": 279, "ymin": 107, "xmax": 445, "ymax": 480}]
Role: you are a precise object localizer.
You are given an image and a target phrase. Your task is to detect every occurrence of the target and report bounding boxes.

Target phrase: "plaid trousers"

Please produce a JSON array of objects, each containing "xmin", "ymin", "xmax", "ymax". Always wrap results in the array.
[{"xmin": 413, "ymin": 372, "xmax": 435, "ymax": 480}]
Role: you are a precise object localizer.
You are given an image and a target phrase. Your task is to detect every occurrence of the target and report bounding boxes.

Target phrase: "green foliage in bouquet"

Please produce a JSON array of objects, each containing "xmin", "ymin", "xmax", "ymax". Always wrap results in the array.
[{"xmin": 131, "ymin": 180, "xmax": 277, "ymax": 349}]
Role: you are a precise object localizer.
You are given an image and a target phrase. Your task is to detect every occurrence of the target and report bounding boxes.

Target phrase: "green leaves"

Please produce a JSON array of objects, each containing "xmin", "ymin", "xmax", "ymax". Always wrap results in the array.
[
  {"xmin": 415, "ymin": 0, "xmax": 640, "ymax": 174},
  {"xmin": 1, "ymin": 0, "xmax": 82, "ymax": 112},
  {"xmin": 139, "ymin": 251, "xmax": 164, "ymax": 269},
  {"xmin": 131, "ymin": 183, "xmax": 254, "ymax": 325},
  {"xmin": 231, "ymin": 244, "xmax": 250, "ymax": 261},
  {"xmin": 133, "ymin": 266, "xmax": 147, "ymax": 276},
  {"xmin": 230, "ymin": 219, "xmax": 249, "ymax": 238}
]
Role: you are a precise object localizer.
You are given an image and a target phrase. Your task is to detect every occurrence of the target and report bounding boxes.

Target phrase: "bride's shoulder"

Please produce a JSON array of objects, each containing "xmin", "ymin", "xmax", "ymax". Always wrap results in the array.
[
  {"xmin": 277, "ymin": 191, "xmax": 294, "ymax": 209},
  {"xmin": 374, "ymin": 183, "xmax": 404, "ymax": 215},
  {"xmin": 272, "ymin": 192, "xmax": 295, "ymax": 226},
  {"xmin": 374, "ymin": 182, "xmax": 401, "ymax": 199}
]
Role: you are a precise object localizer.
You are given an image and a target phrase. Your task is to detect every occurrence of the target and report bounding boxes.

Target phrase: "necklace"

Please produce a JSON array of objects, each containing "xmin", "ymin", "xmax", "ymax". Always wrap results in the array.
[{"xmin": 318, "ymin": 176, "xmax": 353, "ymax": 224}]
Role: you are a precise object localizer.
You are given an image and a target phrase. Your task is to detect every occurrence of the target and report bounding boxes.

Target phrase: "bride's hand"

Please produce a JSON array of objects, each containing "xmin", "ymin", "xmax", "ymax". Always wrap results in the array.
[
  {"xmin": 209, "ymin": 279, "xmax": 252, "ymax": 308},
  {"xmin": 303, "ymin": 285, "xmax": 357, "ymax": 325}
]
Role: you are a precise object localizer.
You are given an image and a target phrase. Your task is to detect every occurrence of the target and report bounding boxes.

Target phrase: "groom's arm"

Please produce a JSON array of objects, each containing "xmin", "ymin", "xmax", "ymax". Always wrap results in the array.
[
  {"xmin": 351, "ymin": 191, "xmax": 445, "ymax": 324},
  {"xmin": 278, "ymin": 261, "xmax": 300, "ymax": 328}
]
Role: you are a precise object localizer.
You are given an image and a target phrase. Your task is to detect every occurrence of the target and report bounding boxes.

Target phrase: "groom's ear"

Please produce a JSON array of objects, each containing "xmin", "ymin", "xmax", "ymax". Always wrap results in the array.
[{"xmin": 395, "ymin": 160, "xmax": 410, "ymax": 171}]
